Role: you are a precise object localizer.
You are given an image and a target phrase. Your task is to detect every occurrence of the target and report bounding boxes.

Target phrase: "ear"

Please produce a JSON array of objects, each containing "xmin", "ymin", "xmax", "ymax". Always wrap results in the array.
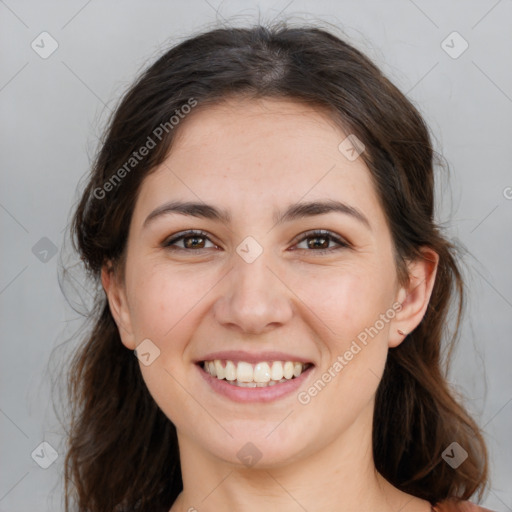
[
  {"xmin": 389, "ymin": 247, "xmax": 439, "ymax": 348},
  {"xmin": 101, "ymin": 264, "xmax": 136, "ymax": 350}
]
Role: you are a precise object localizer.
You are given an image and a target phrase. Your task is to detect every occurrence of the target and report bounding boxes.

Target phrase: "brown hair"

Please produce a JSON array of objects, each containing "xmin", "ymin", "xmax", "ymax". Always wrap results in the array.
[{"xmin": 62, "ymin": 22, "xmax": 488, "ymax": 512}]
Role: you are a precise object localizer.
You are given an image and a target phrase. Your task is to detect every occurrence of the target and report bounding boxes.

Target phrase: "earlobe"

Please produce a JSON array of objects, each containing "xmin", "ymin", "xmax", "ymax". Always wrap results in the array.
[
  {"xmin": 389, "ymin": 248, "xmax": 439, "ymax": 348},
  {"xmin": 101, "ymin": 265, "xmax": 136, "ymax": 350}
]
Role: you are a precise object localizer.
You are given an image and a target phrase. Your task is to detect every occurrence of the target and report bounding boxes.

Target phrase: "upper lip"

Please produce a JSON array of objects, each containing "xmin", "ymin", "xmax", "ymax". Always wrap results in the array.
[{"xmin": 196, "ymin": 350, "xmax": 314, "ymax": 365}]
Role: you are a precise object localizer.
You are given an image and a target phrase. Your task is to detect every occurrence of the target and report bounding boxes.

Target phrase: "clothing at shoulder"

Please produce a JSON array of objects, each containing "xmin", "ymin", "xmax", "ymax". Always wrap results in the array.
[{"xmin": 433, "ymin": 499, "xmax": 495, "ymax": 512}]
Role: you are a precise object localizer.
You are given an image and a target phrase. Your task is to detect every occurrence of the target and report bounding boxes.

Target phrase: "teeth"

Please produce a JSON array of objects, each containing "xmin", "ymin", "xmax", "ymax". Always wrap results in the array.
[
  {"xmin": 237, "ymin": 362, "xmax": 253, "ymax": 382},
  {"xmin": 253, "ymin": 362, "xmax": 271, "ymax": 383},
  {"xmin": 283, "ymin": 361, "xmax": 294, "ymax": 379},
  {"xmin": 230, "ymin": 378, "xmax": 289, "ymax": 387},
  {"xmin": 271, "ymin": 361, "xmax": 283, "ymax": 381},
  {"xmin": 214, "ymin": 360, "xmax": 225, "ymax": 379},
  {"xmin": 202, "ymin": 359, "xmax": 311, "ymax": 385},
  {"xmin": 224, "ymin": 361, "xmax": 236, "ymax": 381}
]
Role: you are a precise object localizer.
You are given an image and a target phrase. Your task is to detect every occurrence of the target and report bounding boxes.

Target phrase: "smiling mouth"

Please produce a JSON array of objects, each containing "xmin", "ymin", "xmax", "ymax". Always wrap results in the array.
[{"xmin": 199, "ymin": 359, "xmax": 314, "ymax": 387}]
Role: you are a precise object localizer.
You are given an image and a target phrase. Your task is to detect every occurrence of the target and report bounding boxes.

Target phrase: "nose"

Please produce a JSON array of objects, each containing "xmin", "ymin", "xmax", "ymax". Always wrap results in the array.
[{"xmin": 213, "ymin": 249, "xmax": 294, "ymax": 335}]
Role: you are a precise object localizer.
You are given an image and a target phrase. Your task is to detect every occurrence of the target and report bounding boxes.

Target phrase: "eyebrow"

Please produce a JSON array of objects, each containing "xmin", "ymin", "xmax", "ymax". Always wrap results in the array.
[{"xmin": 143, "ymin": 199, "xmax": 371, "ymax": 230}]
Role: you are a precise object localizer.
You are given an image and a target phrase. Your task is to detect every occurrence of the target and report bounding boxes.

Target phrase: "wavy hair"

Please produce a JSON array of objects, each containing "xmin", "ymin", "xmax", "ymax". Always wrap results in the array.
[{"xmin": 62, "ymin": 22, "xmax": 488, "ymax": 512}]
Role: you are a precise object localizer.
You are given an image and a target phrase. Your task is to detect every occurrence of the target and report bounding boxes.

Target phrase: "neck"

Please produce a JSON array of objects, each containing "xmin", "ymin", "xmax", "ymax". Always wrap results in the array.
[{"xmin": 170, "ymin": 402, "xmax": 430, "ymax": 512}]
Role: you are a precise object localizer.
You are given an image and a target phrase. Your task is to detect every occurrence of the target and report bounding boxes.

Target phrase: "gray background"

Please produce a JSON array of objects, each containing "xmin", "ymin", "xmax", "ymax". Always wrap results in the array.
[{"xmin": 1, "ymin": 1, "xmax": 511, "ymax": 511}]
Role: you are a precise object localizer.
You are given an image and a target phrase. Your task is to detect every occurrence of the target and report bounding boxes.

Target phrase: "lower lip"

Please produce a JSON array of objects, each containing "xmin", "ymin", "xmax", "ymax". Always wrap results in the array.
[{"xmin": 197, "ymin": 363, "xmax": 314, "ymax": 403}]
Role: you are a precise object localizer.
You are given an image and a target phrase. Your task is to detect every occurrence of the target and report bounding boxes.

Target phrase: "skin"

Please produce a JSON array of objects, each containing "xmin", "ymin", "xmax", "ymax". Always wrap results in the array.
[{"xmin": 102, "ymin": 97, "xmax": 438, "ymax": 512}]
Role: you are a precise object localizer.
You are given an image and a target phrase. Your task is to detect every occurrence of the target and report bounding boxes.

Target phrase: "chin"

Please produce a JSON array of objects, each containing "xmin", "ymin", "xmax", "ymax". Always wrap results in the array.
[{"xmin": 197, "ymin": 425, "xmax": 310, "ymax": 469}]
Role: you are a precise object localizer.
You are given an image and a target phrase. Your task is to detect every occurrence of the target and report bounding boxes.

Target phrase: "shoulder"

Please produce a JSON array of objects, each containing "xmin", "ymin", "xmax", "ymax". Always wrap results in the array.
[{"xmin": 433, "ymin": 499, "xmax": 496, "ymax": 512}]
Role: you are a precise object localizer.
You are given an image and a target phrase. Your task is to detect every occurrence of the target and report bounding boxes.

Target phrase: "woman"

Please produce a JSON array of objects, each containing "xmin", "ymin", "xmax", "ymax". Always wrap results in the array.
[{"xmin": 63, "ymin": 23, "xmax": 492, "ymax": 512}]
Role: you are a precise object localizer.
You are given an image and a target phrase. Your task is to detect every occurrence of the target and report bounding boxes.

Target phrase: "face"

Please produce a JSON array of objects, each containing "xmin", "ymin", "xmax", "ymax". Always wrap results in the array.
[{"xmin": 104, "ymin": 97, "xmax": 432, "ymax": 468}]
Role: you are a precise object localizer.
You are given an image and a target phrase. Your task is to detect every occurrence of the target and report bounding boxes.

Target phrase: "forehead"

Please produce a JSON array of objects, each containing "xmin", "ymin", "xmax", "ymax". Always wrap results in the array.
[
  {"xmin": 134, "ymin": 97, "xmax": 386, "ymax": 230},
  {"xmin": 170, "ymin": 96, "xmax": 352, "ymax": 172}
]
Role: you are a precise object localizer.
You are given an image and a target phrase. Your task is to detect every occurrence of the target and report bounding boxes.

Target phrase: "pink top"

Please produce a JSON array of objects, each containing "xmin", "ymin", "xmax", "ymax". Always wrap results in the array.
[{"xmin": 432, "ymin": 500, "xmax": 495, "ymax": 512}]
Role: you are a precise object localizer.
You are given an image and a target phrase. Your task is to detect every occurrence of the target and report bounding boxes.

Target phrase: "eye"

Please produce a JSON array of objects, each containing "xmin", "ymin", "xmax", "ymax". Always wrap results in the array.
[
  {"xmin": 162, "ymin": 229, "xmax": 350, "ymax": 254},
  {"xmin": 162, "ymin": 230, "xmax": 218, "ymax": 251},
  {"xmin": 292, "ymin": 230, "xmax": 350, "ymax": 254}
]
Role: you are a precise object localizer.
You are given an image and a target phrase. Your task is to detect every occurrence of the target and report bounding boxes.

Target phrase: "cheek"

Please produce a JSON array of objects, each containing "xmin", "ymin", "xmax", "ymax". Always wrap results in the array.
[
  {"xmin": 126, "ymin": 260, "xmax": 219, "ymax": 360},
  {"xmin": 128, "ymin": 266, "xmax": 174, "ymax": 337},
  {"xmin": 289, "ymin": 259, "xmax": 396, "ymax": 348},
  {"xmin": 125, "ymin": 263, "xmax": 215, "ymax": 427},
  {"xmin": 288, "ymin": 268, "xmax": 393, "ymax": 433},
  {"xmin": 291, "ymin": 259, "xmax": 395, "ymax": 400}
]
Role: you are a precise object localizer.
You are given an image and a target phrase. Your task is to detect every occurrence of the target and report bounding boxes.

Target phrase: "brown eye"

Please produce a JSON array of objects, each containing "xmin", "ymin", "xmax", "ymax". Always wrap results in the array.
[
  {"xmin": 162, "ymin": 230, "xmax": 216, "ymax": 250},
  {"xmin": 294, "ymin": 230, "xmax": 349, "ymax": 254}
]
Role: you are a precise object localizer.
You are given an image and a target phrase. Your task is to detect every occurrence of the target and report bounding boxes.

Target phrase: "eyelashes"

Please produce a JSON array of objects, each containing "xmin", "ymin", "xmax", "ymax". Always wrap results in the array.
[
  {"xmin": 161, "ymin": 229, "xmax": 351, "ymax": 255},
  {"xmin": 292, "ymin": 230, "xmax": 350, "ymax": 253},
  {"xmin": 162, "ymin": 230, "xmax": 215, "ymax": 251}
]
